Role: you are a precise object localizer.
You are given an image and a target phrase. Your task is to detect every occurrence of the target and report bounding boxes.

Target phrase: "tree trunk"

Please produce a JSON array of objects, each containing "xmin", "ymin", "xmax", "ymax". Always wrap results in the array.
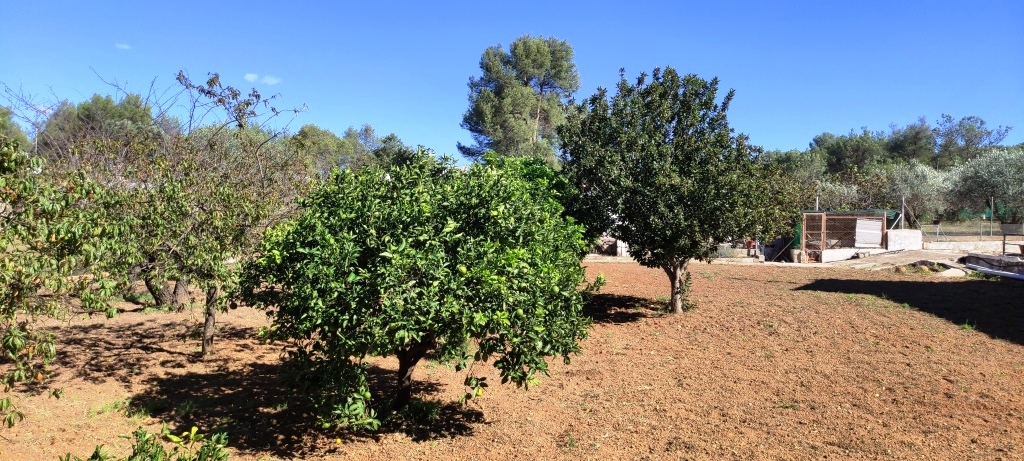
[
  {"xmin": 201, "ymin": 285, "xmax": 218, "ymax": 359},
  {"xmin": 393, "ymin": 340, "xmax": 433, "ymax": 411},
  {"xmin": 533, "ymin": 96, "xmax": 542, "ymax": 144},
  {"xmin": 172, "ymin": 276, "xmax": 190, "ymax": 311},
  {"xmin": 144, "ymin": 277, "xmax": 175, "ymax": 308},
  {"xmin": 663, "ymin": 262, "xmax": 689, "ymax": 314}
]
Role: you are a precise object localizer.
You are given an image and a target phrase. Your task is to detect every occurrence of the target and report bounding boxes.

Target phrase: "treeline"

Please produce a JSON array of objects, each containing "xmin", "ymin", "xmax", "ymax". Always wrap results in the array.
[
  {"xmin": 3, "ymin": 91, "xmax": 420, "ymax": 178},
  {"xmin": 762, "ymin": 115, "xmax": 1018, "ymax": 226}
]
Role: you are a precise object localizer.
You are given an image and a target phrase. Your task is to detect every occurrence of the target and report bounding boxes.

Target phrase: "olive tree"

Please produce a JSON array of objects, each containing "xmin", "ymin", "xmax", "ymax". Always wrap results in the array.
[
  {"xmin": 559, "ymin": 67, "xmax": 796, "ymax": 313},
  {"xmin": 238, "ymin": 154, "xmax": 592, "ymax": 429},
  {"xmin": 886, "ymin": 161, "xmax": 948, "ymax": 227},
  {"xmin": 947, "ymin": 147, "xmax": 1024, "ymax": 224}
]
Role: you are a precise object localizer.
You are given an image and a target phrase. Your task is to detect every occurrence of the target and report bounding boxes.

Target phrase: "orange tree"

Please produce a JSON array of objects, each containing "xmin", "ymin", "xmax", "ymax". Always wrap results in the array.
[
  {"xmin": 239, "ymin": 154, "xmax": 594, "ymax": 429},
  {"xmin": 559, "ymin": 67, "xmax": 796, "ymax": 313}
]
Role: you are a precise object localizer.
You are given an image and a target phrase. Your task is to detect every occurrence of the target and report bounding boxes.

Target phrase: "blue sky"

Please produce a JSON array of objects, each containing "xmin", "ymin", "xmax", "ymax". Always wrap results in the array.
[{"xmin": 2, "ymin": 1, "xmax": 1022, "ymax": 158}]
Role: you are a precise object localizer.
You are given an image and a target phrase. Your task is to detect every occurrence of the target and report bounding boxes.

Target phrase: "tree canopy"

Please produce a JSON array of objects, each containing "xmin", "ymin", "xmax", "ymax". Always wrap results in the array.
[
  {"xmin": 459, "ymin": 35, "xmax": 579, "ymax": 165},
  {"xmin": 239, "ymin": 154, "xmax": 593, "ymax": 428},
  {"xmin": 559, "ymin": 67, "xmax": 796, "ymax": 313},
  {"xmin": 291, "ymin": 123, "xmax": 415, "ymax": 177},
  {"xmin": 36, "ymin": 93, "xmax": 161, "ymax": 165},
  {"xmin": 1, "ymin": 135, "xmax": 123, "ymax": 426},
  {"xmin": 933, "ymin": 114, "xmax": 1012, "ymax": 168},
  {"xmin": 0, "ymin": 106, "xmax": 29, "ymax": 148},
  {"xmin": 947, "ymin": 148, "xmax": 1024, "ymax": 224}
]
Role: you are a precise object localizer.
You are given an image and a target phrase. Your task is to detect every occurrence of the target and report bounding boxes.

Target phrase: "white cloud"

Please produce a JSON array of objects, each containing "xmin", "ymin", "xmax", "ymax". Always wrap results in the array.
[
  {"xmin": 115, "ymin": 43, "xmax": 132, "ymax": 50},
  {"xmin": 260, "ymin": 75, "xmax": 281, "ymax": 85},
  {"xmin": 244, "ymin": 73, "xmax": 259, "ymax": 82}
]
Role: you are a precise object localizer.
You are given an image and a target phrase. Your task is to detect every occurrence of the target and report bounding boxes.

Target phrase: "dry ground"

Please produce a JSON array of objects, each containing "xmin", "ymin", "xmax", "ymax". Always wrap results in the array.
[{"xmin": 3, "ymin": 262, "xmax": 1023, "ymax": 460}]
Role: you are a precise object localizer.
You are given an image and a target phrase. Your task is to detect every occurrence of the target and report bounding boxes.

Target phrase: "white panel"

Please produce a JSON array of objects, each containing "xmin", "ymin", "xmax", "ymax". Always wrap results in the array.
[{"xmin": 854, "ymin": 218, "xmax": 883, "ymax": 248}]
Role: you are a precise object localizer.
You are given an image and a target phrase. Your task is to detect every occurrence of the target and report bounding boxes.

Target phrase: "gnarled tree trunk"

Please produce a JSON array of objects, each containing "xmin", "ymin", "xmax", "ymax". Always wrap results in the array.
[
  {"xmin": 172, "ymin": 276, "xmax": 190, "ymax": 311},
  {"xmin": 144, "ymin": 277, "xmax": 176, "ymax": 308}
]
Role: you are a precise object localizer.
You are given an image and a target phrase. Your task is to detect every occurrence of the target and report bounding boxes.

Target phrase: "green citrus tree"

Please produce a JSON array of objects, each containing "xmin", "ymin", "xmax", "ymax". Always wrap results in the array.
[
  {"xmin": 239, "ymin": 153, "xmax": 593, "ymax": 429},
  {"xmin": 559, "ymin": 67, "xmax": 796, "ymax": 313}
]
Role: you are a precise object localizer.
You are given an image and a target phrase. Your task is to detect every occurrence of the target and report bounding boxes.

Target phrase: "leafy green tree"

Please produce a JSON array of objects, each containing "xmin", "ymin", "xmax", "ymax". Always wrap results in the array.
[
  {"xmin": 1, "ymin": 136, "xmax": 123, "ymax": 426},
  {"xmin": 459, "ymin": 35, "xmax": 579, "ymax": 164},
  {"xmin": 0, "ymin": 106, "xmax": 29, "ymax": 148},
  {"xmin": 886, "ymin": 161, "xmax": 948, "ymax": 227},
  {"xmin": 947, "ymin": 148, "xmax": 1024, "ymax": 223},
  {"xmin": 815, "ymin": 166, "xmax": 896, "ymax": 212},
  {"xmin": 762, "ymin": 148, "xmax": 826, "ymax": 210},
  {"xmin": 339, "ymin": 125, "xmax": 377, "ymax": 170},
  {"xmin": 559, "ymin": 67, "xmax": 796, "ymax": 313},
  {"xmin": 933, "ymin": 114, "xmax": 1012, "ymax": 168},
  {"xmin": 808, "ymin": 128, "xmax": 889, "ymax": 174},
  {"xmin": 886, "ymin": 117, "xmax": 936, "ymax": 164},
  {"xmin": 36, "ymin": 93, "xmax": 159, "ymax": 168},
  {"xmin": 290, "ymin": 124, "xmax": 346, "ymax": 178},
  {"xmin": 238, "ymin": 154, "xmax": 592, "ymax": 428},
  {"xmin": 370, "ymin": 133, "xmax": 418, "ymax": 169},
  {"xmin": 107, "ymin": 72, "xmax": 310, "ymax": 357},
  {"xmin": 291, "ymin": 124, "xmax": 410, "ymax": 176}
]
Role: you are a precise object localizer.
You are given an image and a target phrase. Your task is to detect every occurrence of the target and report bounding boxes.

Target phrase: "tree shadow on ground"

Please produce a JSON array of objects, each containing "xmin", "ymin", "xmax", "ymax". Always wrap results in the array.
[
  {"xmin": 584, "ymin": 293, "xmax": 661, "ymax": 324},
  {"xmin": 796, "ymin": 277, "xmax": 1024, "ymax": 345},
  {"xmin": 53, "ymin": 317, "xmax": 209, "ymax": 385},
  {"xmin": 129, "ymin": 361, "xmax": 483, "ymax": 459}
]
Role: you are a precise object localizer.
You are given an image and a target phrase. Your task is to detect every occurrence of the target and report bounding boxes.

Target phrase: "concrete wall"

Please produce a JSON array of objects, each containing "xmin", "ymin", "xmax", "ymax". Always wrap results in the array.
[
  {"xmin": 924, "ymin": 241, "xmax": 1004, "ymax": 253},
  {"xmin": 887, "ymin": 229, "xmax": 923, "ymax": 251},
  {"xmin": 821, "ymin": 248, "xmax": 860, "ymax": 263}
]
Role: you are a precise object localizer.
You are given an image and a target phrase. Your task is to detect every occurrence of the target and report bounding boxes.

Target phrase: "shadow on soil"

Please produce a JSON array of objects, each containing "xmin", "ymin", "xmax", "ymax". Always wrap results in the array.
[
  {"xmin": 796, "ymin": 278, "xmax": 1024, "ymax": 345},
  {"xmin": 129, "ymin": 361, "xmax": 483, "ymax": 459},
  {"xmin": 584, "ymin": 293, "xmax": 661, "ymax": 323},
  {"xmin": 55, "ymin": 318, "xmax": 483, "ymax": 458},
  {"xmin": 53, "ymin": 316, "xmax": 209, "ymax": 385}
]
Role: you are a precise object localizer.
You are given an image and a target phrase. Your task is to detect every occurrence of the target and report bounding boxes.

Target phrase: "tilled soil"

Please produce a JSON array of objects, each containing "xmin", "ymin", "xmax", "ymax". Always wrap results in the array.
[{"xmin": 3, "ymin": 262, "xmax": 1023, "ymax": 460}]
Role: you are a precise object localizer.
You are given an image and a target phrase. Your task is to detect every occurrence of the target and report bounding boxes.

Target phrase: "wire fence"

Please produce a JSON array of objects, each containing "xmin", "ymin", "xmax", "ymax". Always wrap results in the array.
[{"xmin": 918, "ymin": 221, "xmax": 1005, "ymax": 240}]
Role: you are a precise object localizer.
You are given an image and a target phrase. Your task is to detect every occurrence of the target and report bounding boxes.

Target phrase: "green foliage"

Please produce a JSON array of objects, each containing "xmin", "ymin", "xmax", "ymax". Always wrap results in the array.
[
  {"xmin": 370, "ymin": 133, "xmax": 419, "ymax": 169},
  {"xmin": 760, "ymin": 114, "xmax": 1011, "ymax": 215},
  {"xmin": 559, "ymin": 67, "xmax": 797, "ymax": 313},
  {"xmin": 933, "ymin": 114, "xmax": 1012, "ymax": 168},
  {"xmin": 1, "ymin": 136, "xmax": 122, "ymax": 426},
  {"xmin": 808, "ymin": 128, "xmax": 890, "ymax": 174},
  {"xmin": 60, "ymin": 426, "xmax": 229, "ymax": 461},
  {"xmin": 291, "ymin": 124, "xmax": 415, "ymax": 177},
  {"xmin": 886, "ymin": 161, "xmax": 948, "ymax": 226},
  {"xmin": 886, "ymin": 117, "xmax": 936, "ymax": 164},
  {"xmin": 239, "ymin": 154, "xmax": 592, "ymax": 429},
  {"xmin": 59, "ymin": 445, "xmax": 112, "ymax": 461},
  {"xmin": 763, "ymin": 148, "xmax": 826, "ymax": 184},
  {"xmin": 0, "ymin": 106, "xmax": 30, "ymax": 148},
  {"xmin": 459, "ymin": 35, "xmax": 579, "ymax": 164},
  {"xmin": 947, "ymin": 148, "xmax": 1024, "ymax": 223},
  {"xmin": 815, "ymin": 166, "xmax": 895, "ymax": 212},
  {"xmin": 481, "ymin": 152, "xmax": 607, "ymax": 244},
  {"xmin": 90, "ymin": 72, "xmax": 312, "ymax": 357},
  {"xmin": 36, "ymin": 93, "xmax": 163, "ymax": 167}
]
